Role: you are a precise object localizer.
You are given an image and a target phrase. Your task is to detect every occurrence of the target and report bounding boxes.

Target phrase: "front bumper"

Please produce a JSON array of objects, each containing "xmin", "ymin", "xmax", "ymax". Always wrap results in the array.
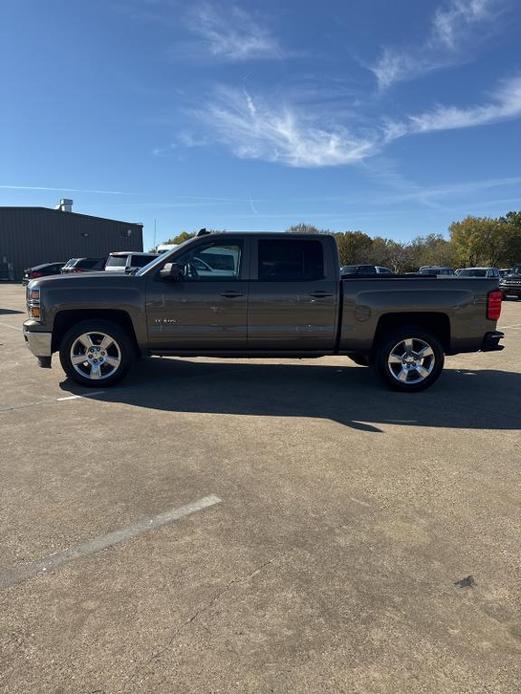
[
  {"xmin": 23, "ymin": 324, "xmax": 52, "ymax": 358},
  {"xmin": 481, "ymin": 330, "xmax": 505, "ymax": 352}
]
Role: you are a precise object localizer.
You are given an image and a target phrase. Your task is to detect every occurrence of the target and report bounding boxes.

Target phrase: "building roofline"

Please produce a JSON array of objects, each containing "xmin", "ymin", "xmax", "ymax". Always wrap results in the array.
[{"xmin": 0, "ymin": 206, "xmax": 143, "ymax": 227}]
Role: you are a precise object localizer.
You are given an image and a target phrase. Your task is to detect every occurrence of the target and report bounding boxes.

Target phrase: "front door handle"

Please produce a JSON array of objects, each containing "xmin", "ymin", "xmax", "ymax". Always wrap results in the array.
[
  {"xmin": 221, "ymin": 291, "xmax": 244, "ymax": 298},
  {"xmin": 309, "ymin": 291, "xmax": 333, "ymax": 298}
]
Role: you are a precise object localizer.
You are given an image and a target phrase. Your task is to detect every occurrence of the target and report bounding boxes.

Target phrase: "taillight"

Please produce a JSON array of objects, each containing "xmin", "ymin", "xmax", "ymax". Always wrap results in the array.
[{"xmin": 487, "ymin": 289, "xmax": 502, "ymax": 321}]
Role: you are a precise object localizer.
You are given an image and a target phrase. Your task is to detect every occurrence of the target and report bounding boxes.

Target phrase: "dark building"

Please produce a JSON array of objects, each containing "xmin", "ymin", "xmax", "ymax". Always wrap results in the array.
[{"xmin": 0, "ymin": 200, "xmax": 143, "ymax": 280}]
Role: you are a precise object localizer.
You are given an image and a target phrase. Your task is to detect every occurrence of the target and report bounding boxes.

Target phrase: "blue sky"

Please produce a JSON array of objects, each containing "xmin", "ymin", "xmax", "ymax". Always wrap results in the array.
[{"xmin": 1, "ymin": 0, "xmax": 520, "ymax": 249}]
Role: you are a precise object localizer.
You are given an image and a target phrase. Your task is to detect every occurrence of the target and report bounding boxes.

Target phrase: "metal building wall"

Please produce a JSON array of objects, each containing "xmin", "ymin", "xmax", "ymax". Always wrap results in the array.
[{"xmin": 0, "ymin": 208, "xmax": 143, "ymax": 280}]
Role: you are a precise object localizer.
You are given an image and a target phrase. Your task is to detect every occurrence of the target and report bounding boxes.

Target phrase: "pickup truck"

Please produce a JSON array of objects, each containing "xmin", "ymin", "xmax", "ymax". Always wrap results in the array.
[
  {"xmin": 23, "ymin": 232, "xmax": 504, "ymax": 392},
  {"xmin": 500, "ymin": 264, "xmax": 521, "ymax": 300}
]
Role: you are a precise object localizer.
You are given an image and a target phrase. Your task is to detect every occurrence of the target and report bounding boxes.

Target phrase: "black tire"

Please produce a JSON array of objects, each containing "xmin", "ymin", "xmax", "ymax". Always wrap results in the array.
[
  {"xmin": 59, "ymin": 319, "xmax": 135, "ymax": 387},
  {"xmin": 374, "ymin": 326, "xmax": 445, "ymax": 392},
  {"xmin": 348, "ymin": 353, "xmax": 370, "ymax": 367}
]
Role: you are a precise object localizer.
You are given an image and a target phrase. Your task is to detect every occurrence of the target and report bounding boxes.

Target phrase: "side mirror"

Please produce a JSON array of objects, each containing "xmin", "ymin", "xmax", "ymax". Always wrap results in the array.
[{"xmin": 159, "ymin": 262, "xmax": 184, "ymax": 280}]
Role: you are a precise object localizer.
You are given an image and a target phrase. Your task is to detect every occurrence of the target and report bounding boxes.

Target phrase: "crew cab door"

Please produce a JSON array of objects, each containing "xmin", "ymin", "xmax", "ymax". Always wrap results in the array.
[
  {"xmin": 247, "ymin": 238, "xmax": 339, "ymax": 350},
  {"xmin": 145, "ymin": 238, "xmax": 248, "ymax": 350}
]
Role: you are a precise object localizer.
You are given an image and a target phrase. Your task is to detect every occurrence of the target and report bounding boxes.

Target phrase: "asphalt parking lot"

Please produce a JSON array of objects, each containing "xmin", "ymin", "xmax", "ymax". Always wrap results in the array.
[{"xmin": 1, "ymin": 283, "xmax": 521, "ymax": 694}]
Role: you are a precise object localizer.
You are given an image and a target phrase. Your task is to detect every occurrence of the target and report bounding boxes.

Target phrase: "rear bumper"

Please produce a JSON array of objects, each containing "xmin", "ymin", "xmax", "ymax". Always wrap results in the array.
[{"xmin": 481, "ymin": 331, "xmax": 504, "ymax": 352}]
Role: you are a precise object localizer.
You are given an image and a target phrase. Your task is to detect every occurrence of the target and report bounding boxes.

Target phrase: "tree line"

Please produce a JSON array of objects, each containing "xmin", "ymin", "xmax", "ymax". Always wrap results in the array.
[{"xmin": 165, "ymin": 210, "xmax": 521, "ymax": 272}]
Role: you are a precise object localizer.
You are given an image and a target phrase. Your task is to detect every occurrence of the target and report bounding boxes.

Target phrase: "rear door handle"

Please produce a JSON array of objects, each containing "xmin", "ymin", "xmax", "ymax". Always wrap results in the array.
[
  {"xmin": 221, "ymin": 291, "xmax": 244, "ymax": 298},
  {"xmin": 309, "ymin": 291, "xmax": 333, "ymax": 298}
]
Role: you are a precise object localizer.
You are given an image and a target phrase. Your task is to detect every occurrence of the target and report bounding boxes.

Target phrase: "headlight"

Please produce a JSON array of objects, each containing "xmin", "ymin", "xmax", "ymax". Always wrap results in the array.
[{"xmin": 27, "ymin": 287, "xmax": 42, "ymax": 320}]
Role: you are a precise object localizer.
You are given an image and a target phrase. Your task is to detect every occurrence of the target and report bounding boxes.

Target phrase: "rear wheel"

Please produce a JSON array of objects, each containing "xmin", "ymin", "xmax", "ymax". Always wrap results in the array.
[
  {"xmin": 374, "ymin": 327, "xmax": 444, "ymax": 392},
  {"xmin": 59, "ymin": 319, "xmax": 135, "ymax": 387}
]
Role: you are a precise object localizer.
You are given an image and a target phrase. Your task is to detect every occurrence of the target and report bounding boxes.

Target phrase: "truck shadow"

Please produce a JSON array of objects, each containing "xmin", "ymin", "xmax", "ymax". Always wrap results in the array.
[
  {"xmin": 60, "ymin": 357, "xmax": 521, "ymax": 433},
  {"xmin": 0, "ymin": 308, "xmax": 24, "ymax": 315}
]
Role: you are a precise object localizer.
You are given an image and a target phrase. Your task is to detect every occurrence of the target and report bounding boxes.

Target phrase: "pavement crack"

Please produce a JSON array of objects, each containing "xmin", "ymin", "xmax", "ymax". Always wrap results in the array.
[{"xmin": 121, "ymin": 555, "xmax": 279, "ymax": 691}]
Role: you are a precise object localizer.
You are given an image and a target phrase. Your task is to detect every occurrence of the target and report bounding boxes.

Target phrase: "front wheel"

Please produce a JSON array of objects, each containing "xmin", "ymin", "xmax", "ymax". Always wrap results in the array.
[
  {"xmin": 374, "ymin": 327, "xmax": 444, "ymax": 392},
  {"xmin": 59, "ymin": 319, "xmax": 135, "ymax": 387}
]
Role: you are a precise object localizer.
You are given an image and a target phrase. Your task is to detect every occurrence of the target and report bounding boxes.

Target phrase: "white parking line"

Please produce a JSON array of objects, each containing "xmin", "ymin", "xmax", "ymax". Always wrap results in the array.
[
  {"xmin": 0, "ymin": 321, "xmax": 22, "ymax": 332},
  {"xmin": 0, "ymin": 495, "xmax": 222, "ymax": 589},
  {"xmin": 56, "ymin": 391, "xmax": 105, "ymax": 401},
  {"xmin": 1, "ymin": 391, "xmax": 108, "ymax": 412}
]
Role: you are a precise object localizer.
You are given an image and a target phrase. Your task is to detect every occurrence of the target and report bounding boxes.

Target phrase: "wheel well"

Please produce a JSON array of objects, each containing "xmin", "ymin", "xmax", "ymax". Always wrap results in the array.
[
  {"xmin": 374, "ymin": 312, "xmax": 450, "ymax": 351},
  {"xmin": 52, "ymin": 310, "xmax": 140, "ymax": 354}
]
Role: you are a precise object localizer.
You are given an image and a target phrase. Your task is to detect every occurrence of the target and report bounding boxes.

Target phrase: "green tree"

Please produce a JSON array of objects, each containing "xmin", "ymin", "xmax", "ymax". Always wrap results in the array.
[
  {"xmin": 334, "ymin": 231, "xmax": 373, "ymax": 265},
  {"xmin": 286, "ymin": 223, "xmax": 322, "ymax": 234},
  {"xmin": 405, "ymin": 233, "xmax": 455, "ymax": 270},
  {"xmin": 367, "ymin": 237, "xmax": 409, "ymax": 271},
  {"xmin": 499, "ymin": 211, "xmax": 521, "ymax": 265},
  {"xmin": 449, "ymin": 217, "xmax": 508, "ymax": 267},
  {"xmin": 165, "ymin": 231, "xmax": 196, "ymax": 245}
]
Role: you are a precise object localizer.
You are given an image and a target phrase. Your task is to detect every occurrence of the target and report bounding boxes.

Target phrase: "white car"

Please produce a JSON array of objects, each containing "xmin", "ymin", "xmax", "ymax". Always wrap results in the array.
[{"xmin": 105, "ymin": 251, "xmax": 158, "ymax": 274}]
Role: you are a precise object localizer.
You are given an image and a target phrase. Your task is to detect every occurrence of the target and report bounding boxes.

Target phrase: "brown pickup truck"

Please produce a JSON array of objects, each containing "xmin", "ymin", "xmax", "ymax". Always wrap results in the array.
[{"xmin": 23, "ymin": 232, "xmax": 504, "ymax": 392}]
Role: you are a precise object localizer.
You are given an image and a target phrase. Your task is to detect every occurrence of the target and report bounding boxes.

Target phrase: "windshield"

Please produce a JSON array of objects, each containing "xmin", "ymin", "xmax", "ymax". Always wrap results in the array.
[
  {"xmin": 341, "ymin": 265, "xmax": 375, "ymax": 275},
  {"xmin": 77, "ymin": 259, "xmax": 102, "ymax": 269},
  {"xmin": 459, "ymin": 269, "xmax": 487, "ymax": 277},
  {"xmin": 106, "ymin": 255, "xmax": 127, "ymax": 267},
  {"xmin": 419, "ymin": 267, "xmax": 452, "ymax": 275},
  {"xmin": 131, "ymin": 254, "xmax": 157, "ymax": 267}
]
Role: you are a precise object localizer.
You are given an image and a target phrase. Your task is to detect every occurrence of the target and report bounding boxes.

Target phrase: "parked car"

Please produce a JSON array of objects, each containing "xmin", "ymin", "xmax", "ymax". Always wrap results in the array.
[
  {"xmin": 499, "ymin": 263, "xmax": 521, "ymax": 300},
  {"xmin": 105, "ymin": 251, "xmax": 159, "ymax": 274},
  {"xmin": 23, "ymin": 232, "xmax": 504, "ymax": 393},
  {"xmin": 22, "ymin": 262, "xmax": 65, "ymax": 285},
  {"xmin": 340, "ymin": 264, "xmax": 393, "ymax": 276},
  {"xmin": 419, "ymin": 266, "xmax": 455, "ymax": 276},
  {"xmin": 457, "ymin": 267, "xmax": 500, "ymax": 279},
  {"xmin": 499, "ymin": 268, "xmax": 512, "ymax": 278},
  {"xmin": 156, "ymin": 243, "xmax": 178, "ymax": 253},
  {"xmin": 61, "ymin": 258, "xmax": 105, "ymax": 274}
]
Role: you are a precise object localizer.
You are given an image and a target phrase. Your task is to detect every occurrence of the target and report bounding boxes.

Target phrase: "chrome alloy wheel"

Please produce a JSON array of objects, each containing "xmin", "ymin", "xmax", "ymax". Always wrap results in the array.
[
  {"xmin": 387, "ymin": 337, "xmax": 435, "ymax": 385},
  {"xmin": 70, "ymin": 332, "xmax": 122, "ymax": 381}
]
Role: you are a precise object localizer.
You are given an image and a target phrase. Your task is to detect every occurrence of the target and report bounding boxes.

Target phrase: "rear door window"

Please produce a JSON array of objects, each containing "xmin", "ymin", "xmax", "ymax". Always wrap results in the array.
[{"xmin": 257, "ymin": 240, "xmax": 324, "ymax": 281}]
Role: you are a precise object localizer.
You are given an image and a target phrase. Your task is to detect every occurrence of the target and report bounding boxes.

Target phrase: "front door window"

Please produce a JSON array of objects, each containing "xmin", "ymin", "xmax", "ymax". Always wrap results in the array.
[{"xmin": 175, "ymin": 243, "xmax": 242, "ymax": 281}]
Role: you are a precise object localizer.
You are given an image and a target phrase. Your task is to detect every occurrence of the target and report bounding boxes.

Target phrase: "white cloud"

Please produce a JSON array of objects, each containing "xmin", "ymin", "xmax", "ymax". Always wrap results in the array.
[
  {"xmin": 0, "ymin": 184, "xmax": 130, "ymax": 195},
  {"xmin": 392, "ymin": 75, "xmax": 521, "ymax": 136},
  {"xmin": 171, "ymin": 76, "xmax": 521, "ymax": 169},
  {"xmin": 432, "ymin": 0, "xmax": 493, "ymax": 48},
  {"xmin": 371, "ymin": 0, "xmax": 500, "ymax": 89},
  {"xmin": 379, "ymin": 176, "xmax": 521, "ymax": 204},
  {"xmin": 196, "ymin": 87, "xmax": 378, "ymax": 167},
  {"xmin": 186, "ymin": 2, "xmax": 283, "ymax": 61}
]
